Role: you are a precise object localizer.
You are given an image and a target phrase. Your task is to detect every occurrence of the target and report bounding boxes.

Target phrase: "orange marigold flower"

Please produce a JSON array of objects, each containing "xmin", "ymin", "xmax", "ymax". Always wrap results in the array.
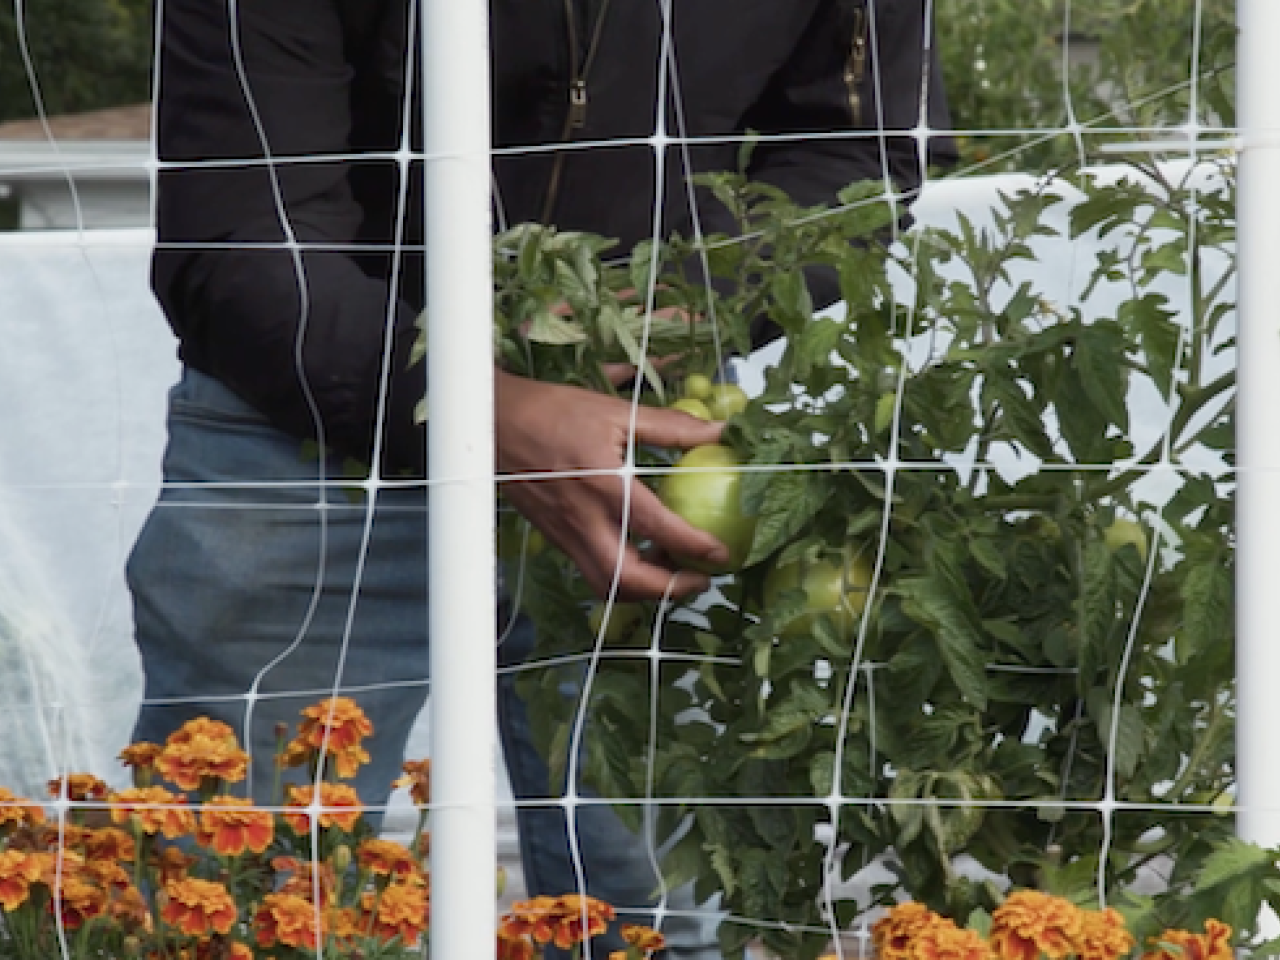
[
  {"xmin": 297, "ymin": 697, "xmax": 374, "ymax": 752},
  {"xmin": 273, "ymin": 855, "xmax": 339, "ymax": 907},
  {"xmin": 0, "ymin": 848, "xmax": 44, "ymax": 910},
  {"xmin": 394, "ymin": 759, "xmax": 432, "ymax": 805},
  {"xmin": 913, "ymin": 919, "xmax": 994, "ymax": 960},
  {"xmin": 500, "ymin": 895, "xmax": 563, "ymax": 946},
  {"xmin": 499, "ymin": 893, "xmax": 615, "ymax": 950},
  {"xmin": 108, "ymin": 884, "xmax": 152, "ymax": 932},
  {"xmin": 499, "ymin": 932, "xmax": 537, "ymax": 960},
  {"xmin": 279, "ymin": 698, "xmax": 374, "ymax": 779},
  {"xmin": 34, "ymin": 822, "xmax": 90, "ymax": 853},
  {"xmin": 85, "ymin": 859, "xmax": 131, "ymax": 891},
  {"xmin": 26, "ymin": 850, "xmax": 64, "ymax": 886},
  {"xmin": 368, "ymin": 878, "xmax": 430, "ymax": 944},
  {"xmin": 255, "ymin": 892, "xmax": 322, "ymax": 951},
  {"xmin": 326, "ymin": 905, "xmax": 363, "ymax": 944},
  {"xmin": 1076, "ymin": 907, "xmax": 1135, "ymax": 960},
  {"xmin": 108, "ymin": 787, "xmax": 196, "ymax": 838},
  {"xmin": 48, "ymin": 773, "xmax": 109, "ymax": 803},
  {"xmin": 51, "ymin": 873, "xmax": 109, "ymax": 929},
  {"xmin": 83, "ymin": 827, "xmax": 137, "ymax": 863},
  {"xmin": 118, "ymin": 742, "xmax": 163, "ymax": 772},
  {"xmin": 873, "ymin": 902, "xmax": 947, "ymax": 960},
  {"xmin": 195, "ymin": 796, "xmax": 274, "ymax": 857},
  {"xmin": 283, "ymin": 783, "xmax": 363, "ymax": 834},
  {"xmin": 156, "ymin": 718, "xmax": 249, "ymax": 790},
  {"xmin": 151, "ymin": 845, "xmax": 197, "ymax": 885},
  {"xmin": 621, "ymin": 922, "xmax": 667, "ymax": 954},
  {"xmin": 357, "ymin": 837, "xmax": 421, "ymax": 879},
  {"xmin": 1202, "ymin": 919, "xmax": 1235, "ymax": 960},
  {"xmin": 551, "ymin": 894, "xmax": 615, "ymax": 950},
  {"xmin": 1141, "ymin": 920, "xmax": 1233, "ymax": 960},
  {"xmin": 160, "ymin": 878, "xmax": 238, "ymax": 937},
  {"xmin": 0, "ymin": 788, "xmax": 46, "ymax": 829},
  {"xmin": 990, "ymin": 890, "xmax": 1085, "ymax": 960}
]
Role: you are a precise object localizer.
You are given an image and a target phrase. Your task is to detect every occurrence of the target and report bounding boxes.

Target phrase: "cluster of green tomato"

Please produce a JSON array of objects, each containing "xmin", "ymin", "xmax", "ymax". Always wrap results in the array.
[
  {"xmin": 655, "ymin": 376, "xmax": 875, "ymax": 641},
  {"xmin": 502, "ymin": 375, "xmax": 879, "ymax": 646}
]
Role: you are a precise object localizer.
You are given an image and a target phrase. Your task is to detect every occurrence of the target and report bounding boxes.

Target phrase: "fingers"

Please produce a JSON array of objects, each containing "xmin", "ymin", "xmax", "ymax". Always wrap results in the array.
[
  {"xmin": 502, "ymin": 473, "xmax": 715, "ymax": 601},
  {"xmin": 623, "ymin": 479, "xmax": 731, "ymax": 571},
  {"xmin": 628, "ymin": 402, "xmax": 724, "ymax": 450},
  {"xmin": 578, "ymin": 520, "xmax": 713, "ymax": 601},
  {"xmin": 495, "ymin": 372, "xmax": 731, "ymax": 601}
]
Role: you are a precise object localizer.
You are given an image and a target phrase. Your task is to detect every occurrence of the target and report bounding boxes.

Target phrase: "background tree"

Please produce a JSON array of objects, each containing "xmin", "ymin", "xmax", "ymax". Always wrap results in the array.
[
  {"xmin": 935, "ymin": 0, "xmax": 1235, "ymax": 172},
  {"xmin": 0, "ymin": 0, "xmax": 151, "ymax": 125}
]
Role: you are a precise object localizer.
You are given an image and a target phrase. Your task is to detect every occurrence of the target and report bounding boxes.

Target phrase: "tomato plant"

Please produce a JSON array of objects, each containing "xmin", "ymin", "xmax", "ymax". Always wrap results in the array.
[{"xmin": 468, "ymin": 158, "xmax": 1266, "ymax": 960}]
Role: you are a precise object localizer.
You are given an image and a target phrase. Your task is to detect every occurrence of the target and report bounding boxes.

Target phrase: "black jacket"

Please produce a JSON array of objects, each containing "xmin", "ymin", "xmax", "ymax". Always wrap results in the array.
[{"xmin": 153, "ymin": 0, "xmax": 954, "ymax": 474}]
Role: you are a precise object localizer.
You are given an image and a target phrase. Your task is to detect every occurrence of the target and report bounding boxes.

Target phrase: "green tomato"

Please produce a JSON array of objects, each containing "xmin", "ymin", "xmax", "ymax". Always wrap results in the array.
[
  {"xmin": 1104, "ymin": 518, "xmax": 1148, "ymax": 561},
  {"xmin": 670, "ymin": 398, "xmax": 713, "ymax": 420},
  {"xmin": 682, "ymin": 373, "xmax": 714, "ymax": 401},
  {"xmin": 763, "ymin": 553, "xmax": 874, "ymax": 640},
  {"xmin": 587, "ymin": 602, "xmax": 643, "ymax": 641},
  {"xmin": 657, "ymin": 444, "xmax": 757, "ymax": 574},
  {"xmin": 704, "ymin": 383, "xmax": 749, "ymax": 421}
]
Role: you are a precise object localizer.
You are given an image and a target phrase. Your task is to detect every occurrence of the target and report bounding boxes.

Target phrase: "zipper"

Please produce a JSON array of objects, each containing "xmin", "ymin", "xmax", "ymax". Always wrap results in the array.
[
  {"xmin": 844, "ymin": 1, "xmax": 869, "ymax": 127},
  {"xmin": 540, "ymin": 0, "xmax": 614, "ymax": 223}
]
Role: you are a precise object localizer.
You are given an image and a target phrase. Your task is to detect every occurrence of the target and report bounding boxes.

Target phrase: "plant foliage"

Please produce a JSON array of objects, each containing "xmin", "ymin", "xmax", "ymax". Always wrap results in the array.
[{"xmin": 486, "ymin": 158, "xmax": 1272, "ymax": 959}]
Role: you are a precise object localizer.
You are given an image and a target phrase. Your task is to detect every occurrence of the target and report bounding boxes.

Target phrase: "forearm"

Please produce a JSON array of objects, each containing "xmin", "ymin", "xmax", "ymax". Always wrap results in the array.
[{"xmin": 165, "ymin": 242, "xmax": 426, "ymax": 476}]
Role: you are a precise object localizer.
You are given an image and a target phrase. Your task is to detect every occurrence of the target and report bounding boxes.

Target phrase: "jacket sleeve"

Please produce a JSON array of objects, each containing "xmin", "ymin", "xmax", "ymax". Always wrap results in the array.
[
  {"xmin": 152, "ymin": 0, "xmax": 427, "ymax": 476},
  {"xmin": 696, "ymin": 0, "xmax": 957, "ymax": 327}
]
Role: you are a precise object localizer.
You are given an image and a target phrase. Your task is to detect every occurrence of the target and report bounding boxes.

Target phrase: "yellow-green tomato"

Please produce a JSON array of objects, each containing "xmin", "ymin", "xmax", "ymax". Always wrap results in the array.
[
  {"xmin": 1104, "ymin": 518, "xmax": 1148, "ymax": 561},
  {"xmin": 763, "ymin": 553, "xmax": 874, "ymax": 640},
  {"xmin": 587, "ymin": 602, "xmax": 643, "ymax": 641},
  {"xmin": 670, "ymin": 398, "xmax": 713, "ymax": 420},
  {"xmin": 657, "ymin": 444, "xmax": 757, "ymax": 574},
  {"xmin": 682, "ymin": 373, "xmax": 714, "ymax": 401},
  {"xmin": 704, "ymin": 383, "xmax": 749, "ymax": 421}
]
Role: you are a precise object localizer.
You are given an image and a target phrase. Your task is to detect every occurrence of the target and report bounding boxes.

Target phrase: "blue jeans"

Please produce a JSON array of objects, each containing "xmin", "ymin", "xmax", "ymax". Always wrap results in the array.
[{"xmin": 127, "ymin": 368, "xmax": 720, "ymax": 959}]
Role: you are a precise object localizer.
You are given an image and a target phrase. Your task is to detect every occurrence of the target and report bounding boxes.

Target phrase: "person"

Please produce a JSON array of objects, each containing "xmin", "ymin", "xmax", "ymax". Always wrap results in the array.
[{"xmin": 127, "ymin": 1, "xmax": 954, "ymax": 956}]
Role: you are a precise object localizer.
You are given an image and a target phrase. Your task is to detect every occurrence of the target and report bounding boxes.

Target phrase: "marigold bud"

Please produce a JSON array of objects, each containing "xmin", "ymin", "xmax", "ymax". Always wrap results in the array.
[{"xmin": 332, "ymin": 844, "xmax": 352, "ymax": 873}]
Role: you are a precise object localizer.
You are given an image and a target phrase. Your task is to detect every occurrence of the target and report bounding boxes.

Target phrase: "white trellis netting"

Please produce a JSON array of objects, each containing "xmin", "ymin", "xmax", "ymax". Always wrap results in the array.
[{"xmin": 0, "ymin": 0, "xmax": 1273, "ymax": 957}]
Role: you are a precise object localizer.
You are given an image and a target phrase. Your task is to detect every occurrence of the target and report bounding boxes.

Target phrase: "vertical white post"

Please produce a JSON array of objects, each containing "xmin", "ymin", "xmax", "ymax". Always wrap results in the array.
[
  {"xmin": 1235, "ymin": 0, "xmax": 1280, "ymax": 854},
  {"xmin": 424, "ymin": 0, "xmax": 496, "ymax": 957}
]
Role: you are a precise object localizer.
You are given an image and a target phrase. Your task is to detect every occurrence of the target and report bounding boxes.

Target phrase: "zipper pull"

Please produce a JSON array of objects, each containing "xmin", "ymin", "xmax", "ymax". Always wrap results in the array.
[
  {"xmin": 569, "ymin": 79, "xmax": 589, "ymax": 129},
  {"xmin": 844, "ymin": 5, "xmax": 868, "ymax": 127}
]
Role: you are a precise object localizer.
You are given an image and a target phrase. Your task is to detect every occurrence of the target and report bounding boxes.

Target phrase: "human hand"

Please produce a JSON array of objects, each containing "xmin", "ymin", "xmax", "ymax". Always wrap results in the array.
[{"xmin": 495, "ymin": 369, "xmax": 728, "ymax": 601}]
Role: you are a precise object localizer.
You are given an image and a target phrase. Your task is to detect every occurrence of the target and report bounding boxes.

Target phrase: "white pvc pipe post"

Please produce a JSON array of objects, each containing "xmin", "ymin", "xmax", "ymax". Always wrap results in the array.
[
  {"xmin": 1236, "ymin": 0, "xmax": 1280, "ymax": 858},
  {"xmin": 424, "ymin": 0, "xmax": 496, "ymax": 957}
]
